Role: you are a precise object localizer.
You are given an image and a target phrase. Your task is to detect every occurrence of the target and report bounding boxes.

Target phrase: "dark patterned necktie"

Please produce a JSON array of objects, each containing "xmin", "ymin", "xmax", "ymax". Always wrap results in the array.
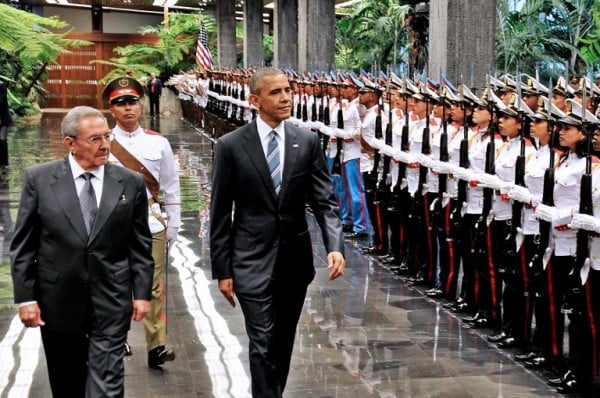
[
  {"xmin": 79, "ymin": 173, "xmax": 98, "ymax": 234},
  {"xmin": 266, "ymin": 130, "xmax": 281, "ymax": 195}
]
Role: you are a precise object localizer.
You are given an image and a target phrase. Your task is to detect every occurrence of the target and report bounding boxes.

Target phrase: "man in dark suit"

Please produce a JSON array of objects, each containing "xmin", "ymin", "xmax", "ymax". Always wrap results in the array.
[
  {"xmin": 0, "ymin": 79, "xmax": 12, "ymax": 169},
  {"xmin": 210, "ymin": 68, "xmax": 346, "ymax": 398},
  {"xmin": 10, "ymin": 106, "xmax": 154, "ymax": 397},
  {"xmin": 147, "ymin": 72, "xmax": 163, "ymax": 118}
]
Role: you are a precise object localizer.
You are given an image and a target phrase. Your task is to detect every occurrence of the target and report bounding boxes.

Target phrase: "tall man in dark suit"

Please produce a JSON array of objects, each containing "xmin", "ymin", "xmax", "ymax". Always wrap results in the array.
[
  {"xmin": 10, "ymin": 106, "xmax": 154, "ymax": 397},
  {"xmin": 147, "ymin": 72, "xmax": 163, "ymax": 118},
  {"xmin": 210, "ymin": 68, "xmax": 346, "ymax": 398}
]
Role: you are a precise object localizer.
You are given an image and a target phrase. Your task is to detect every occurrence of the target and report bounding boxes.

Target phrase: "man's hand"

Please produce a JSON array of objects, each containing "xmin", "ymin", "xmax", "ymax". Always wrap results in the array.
[
  {"xmin": 327, "ymin": 251, "xmax": 345, "ymax": 281},
  {"xmin": 18, "ymin": 303, "xmax": 45, "ymax": 328},
  {"xmin": 132, "ymin": 299, "xmax": 150, "ymax": 321},
  {"xmin": 219, "ymin": 278, "xmax": 236, "ymax": 307}
]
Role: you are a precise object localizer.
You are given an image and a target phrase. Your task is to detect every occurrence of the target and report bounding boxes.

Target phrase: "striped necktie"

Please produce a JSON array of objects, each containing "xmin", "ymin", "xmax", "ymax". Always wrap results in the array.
[{"xmin": 266, "ymin": 130, "xmax": 281, "ymax": 195}]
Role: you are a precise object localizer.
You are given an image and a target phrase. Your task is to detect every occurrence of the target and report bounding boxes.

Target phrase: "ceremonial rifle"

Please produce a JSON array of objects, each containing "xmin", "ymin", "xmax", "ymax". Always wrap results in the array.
[
  {"xmin": 388, "ymin": 75, "xmax": 410, "ymax": 212},
  {"xmin": 567, "ymin": 77, "xmax": 593, "ymax": 314},
  {"xmin": 474, "ymin": 86, "xmax": 496, "ymax": 255},
  {"xmin": 530, "ymin": 80, "xmax": 556, "ymax": 296},
  {"xmin": 331, "ymin": 81, "xmax": 344, "ymax": 176},
  {"xmin": 415, "ymin": 82, "xmax": 431, "ymax": 214},
  {"xmin": 378, "ymin": 81, "xmax": 393, "ymax": 192},
  {"xmin": 450, "ymin": 84, "xmax": 470, "ymax": 241},
  {"xmin": 322, "ymin": 77, "xmax": 331, "ymax": 154},
  {"xmin": 437, "ymin": 84, "xmax": 449, "ymax": 229}
]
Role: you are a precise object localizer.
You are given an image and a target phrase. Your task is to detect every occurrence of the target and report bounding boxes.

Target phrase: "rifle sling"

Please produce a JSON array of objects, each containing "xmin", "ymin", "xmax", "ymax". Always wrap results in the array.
[{"xmin": 110, "ymin": 138, "xmax": 161, "ymax": 204}]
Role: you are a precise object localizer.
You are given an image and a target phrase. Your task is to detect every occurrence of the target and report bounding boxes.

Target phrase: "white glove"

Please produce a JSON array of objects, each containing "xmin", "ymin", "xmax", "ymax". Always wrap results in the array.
[
  {"xmin": 166, "ymin": 226, "xmax": 178, "ymax": 242},
  {"xmin": 380, "ymin": 145, "xmax": 396, "ymax": 158},
  {"xmin": 569, "ymin": 213, "xmax": 600, "ymax": 233},
  {"xmin": 476, "ymin": 173, "xmax": 503, "ymax": 190},
  {"xmin": 393, "ymin": 150, "xmax": 412, "ymax": 164},
  {"xmin": 534, "ymin": 204, "xmax": 559, "ymax": 222},
  {"xmin": 452, "ymin": 167, "xmax": 475, "ymax": 182},
  {"xmin": 430, "ymin": 160, "xmax": 455, "ymax": 175},
  {"xmin": 417, "ymin": 153, "xmax": 434, "ymax": 168},
  {"xmin": 508, "ymin": 185, "xmax": 533, "ymax": 204}
]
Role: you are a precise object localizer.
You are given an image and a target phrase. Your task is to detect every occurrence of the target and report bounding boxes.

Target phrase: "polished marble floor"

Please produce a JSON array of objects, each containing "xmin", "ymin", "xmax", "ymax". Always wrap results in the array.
[{"xmin": 0, "ymin": 112, "xmax": 569, "ymax": 397}]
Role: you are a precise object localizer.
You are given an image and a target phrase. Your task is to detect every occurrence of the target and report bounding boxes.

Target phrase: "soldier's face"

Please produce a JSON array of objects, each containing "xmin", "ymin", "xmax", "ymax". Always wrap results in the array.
[
  {"xmin": 472, "ymin": 106, "xmax": 491, "ymax": 126},
  {"xmin": 498, "ymin": 114, "xmax": 520, "ymax": 138},
  {"xmin": 559, "ymin": 124, "xmax": 584, "ymax": 150},
  {"xmin": 530, "ymin": 119, "xmax": 549, "ymax": 143},
  {"xmin": 110, "ymin": 98, "xmax": 141, "ymax": 131}
]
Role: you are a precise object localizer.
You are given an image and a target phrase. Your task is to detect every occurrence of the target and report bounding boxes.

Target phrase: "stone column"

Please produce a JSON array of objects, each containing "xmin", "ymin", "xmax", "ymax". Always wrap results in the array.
[
  {"xmin": 429, "ymin": 0, "xmax": 496, "ymax": 91},
  {"xmin": 243, "ymin": 0, "xmax": 264, "ymax": 68},
  {"xmin": 216, "ymin": 0, "xmax": 236, "ymax": 68},
  {"xmin": 298, "ymin": 0, "xmax": 335, "ymax": 72},
  {"xmin": 274, "ymin": 0, "xmax": 298, "ymax": 70}
]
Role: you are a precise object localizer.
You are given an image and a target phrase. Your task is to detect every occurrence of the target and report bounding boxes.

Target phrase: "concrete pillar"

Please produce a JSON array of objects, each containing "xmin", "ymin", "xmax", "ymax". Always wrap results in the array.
[
  {"xmin": 243, "ymin": 0, "xmax": 264, "ymax": 68},
  {"xmin": 298, "ymin": 0, "xmax": 335, "ymax": 72},
  {"xmin": 274, "ymin": 0, "xmax": 298, "ymax": 70},
  {"xmin": 216, "ymin": 0, "xmax": 236, "ymax": 68},
  {"xmin": 429, "ymin": 0, "xmax": 496, "ymax": 91}
]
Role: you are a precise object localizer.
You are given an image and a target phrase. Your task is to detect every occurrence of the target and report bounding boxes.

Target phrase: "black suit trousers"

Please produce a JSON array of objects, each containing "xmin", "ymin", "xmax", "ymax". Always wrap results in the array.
[
  {"xmin": 41, "ymin": 325, "xmax": 128, "ymax": 398},
  {"xmin": 237, "ymin": 279, "xmax": 308, "ymax": 398},
  {"xmin": 41, "ymin": 327, "xmax": 88, "ymax": 398}
]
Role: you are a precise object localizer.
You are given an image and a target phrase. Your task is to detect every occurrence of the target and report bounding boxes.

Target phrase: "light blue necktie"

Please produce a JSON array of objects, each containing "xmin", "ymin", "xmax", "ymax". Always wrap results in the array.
[
  {"xmin": 267, "ymin": 130, "xmax": 281, "ymax": 195},
  {"xmin": 79, "ymin": 173, "xmax": 98, "ymax": 234}
]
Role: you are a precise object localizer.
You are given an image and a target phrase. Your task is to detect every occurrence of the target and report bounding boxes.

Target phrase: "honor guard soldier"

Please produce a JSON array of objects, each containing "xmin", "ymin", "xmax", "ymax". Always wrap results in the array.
[{"xmin": 102, "ymin": 77, "xmax": 181, "ymax": 369}]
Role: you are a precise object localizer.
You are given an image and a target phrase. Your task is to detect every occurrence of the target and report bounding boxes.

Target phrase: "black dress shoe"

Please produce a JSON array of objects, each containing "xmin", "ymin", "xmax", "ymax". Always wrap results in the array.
[
  {"xmin": 347, "ymin": 232, "xmax": 369, "ymax": 240},
  {"xmin": 382, "ymin": 256, "xmax": 400, "ymax": 264},
  {"xmin": 548, "ymin": 370, "xmax": 574, "ymax": 387},
  {"xmin": 124, "ymin": 341, "xmax": 132, "ymax": 356},
  {"xmin": 451, "ymin": 302, "xmax": 473, "ymax": 313},
  {"xmin": 556, "ymin": 377, "xmax": 580, "ymax": 394},
  {"xmin": 148, "ymin": 346, "xmax": 176, "ymax": 369},
  {"xmin": 497, "ymin": 337, "xmax": 517, "ymax": 349},
  {"xmin": 514, "ymin": 351, "xmax": 538, "ymax": 362},
  {"xmin": 524, "ymin": 355, "xmax": 547, "ymax": 369},
  {"xmin": 487, "ymin": 331, "xmax": 507, "ymax": 343},
  {"xmin": 342, "ymin": 224, "xmax": 353, "ymax": 233},
  {"xmin": 425, "ymin": 288, "xmax": 444, "ymax": 298},
  {"xmin": 463, "ymin": 311, "xmax": 485, "ymax": 324},
  {"xmin": 362, "ymin": 247, "xmax": 387, "ymax": 255},
  {"xmin": 471, "ymin": 316, "xmax": 492, "ymax": 329}
]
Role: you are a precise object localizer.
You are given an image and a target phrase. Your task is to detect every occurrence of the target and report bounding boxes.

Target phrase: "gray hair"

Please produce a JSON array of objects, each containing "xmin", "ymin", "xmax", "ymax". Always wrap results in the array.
[
  {"xmin": 249, "ymin": 68, "xmax": 285, "ymax": 95},
  {"xmin": 61, "ymin": 106, "xmax": 107, "ymax": 138}
]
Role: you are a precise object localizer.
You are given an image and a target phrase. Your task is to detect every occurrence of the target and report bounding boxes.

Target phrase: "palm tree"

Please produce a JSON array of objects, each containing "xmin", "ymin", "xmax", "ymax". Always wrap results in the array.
[
  {"xmin": 336, "ymin": 0, "xmax": 411, "ymax": 72},
  {"xmin": 0, "ymin": 4, "xmax": 91, "ymax": 116},
  {"xmin": 495, "ymin": 0, "xmax": 596, "ymax": 79}
]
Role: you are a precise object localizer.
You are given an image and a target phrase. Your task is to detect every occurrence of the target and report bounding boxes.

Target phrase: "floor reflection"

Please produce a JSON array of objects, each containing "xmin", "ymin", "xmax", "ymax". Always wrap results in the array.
[{"xmin": 0, "ymin": 112, "xmax": 565, "ymax": 397}]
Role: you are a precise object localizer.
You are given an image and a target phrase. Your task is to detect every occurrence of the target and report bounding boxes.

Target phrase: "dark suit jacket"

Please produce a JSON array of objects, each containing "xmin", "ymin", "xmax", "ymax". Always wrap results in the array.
[
  {"xmin": 148, "ymin": 78, "xmax": 163, "ymax": 97},
  {"xmin": 210, "ymin": 121, "xmax": 343, "ymax": 295},
  {"xmin": 0, "ymin": 81, "xmax": 12, "ymax": 128},
  {"xmin": 10, "ymin": 158, "xmax": 154, "ymax": 335}
]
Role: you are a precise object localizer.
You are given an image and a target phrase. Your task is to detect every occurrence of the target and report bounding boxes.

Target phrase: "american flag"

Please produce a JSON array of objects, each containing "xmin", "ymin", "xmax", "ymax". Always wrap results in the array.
[{"xmin": 196, "ymin": 20, "xmax": 213, "ymax": 71}]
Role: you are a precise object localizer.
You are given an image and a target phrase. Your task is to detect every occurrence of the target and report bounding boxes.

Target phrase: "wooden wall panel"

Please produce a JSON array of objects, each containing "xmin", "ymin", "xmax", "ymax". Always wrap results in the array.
[{"xmin": 45, "ymin": 33, "xmax": 158, "ymax": 109}]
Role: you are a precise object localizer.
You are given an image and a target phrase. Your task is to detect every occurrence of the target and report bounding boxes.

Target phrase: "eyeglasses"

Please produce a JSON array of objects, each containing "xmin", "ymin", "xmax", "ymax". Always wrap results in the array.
[{"xmin": 70, "ymin": 133, "xmax": 114, "ymax": 145}]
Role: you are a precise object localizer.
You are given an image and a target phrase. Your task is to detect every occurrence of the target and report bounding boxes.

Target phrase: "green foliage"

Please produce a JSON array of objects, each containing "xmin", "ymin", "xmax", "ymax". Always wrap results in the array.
[
  {"xmin": 496, "ymin": 0, "xmax": 596, "ymax": 78},
  {"xmin": 336, "ymin": 0, "xmax": 411, "ymax": 72},
  {"xmin": 95, "ymin": 12, "xmax": 216, "ymax": 83},
  {"xmin": 580, "ymin": 0, "xmax": 600, "ymax": 68},
  {"xmin": 0, "ymin": 4, "xmax": 92, "ymax": 118}
]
